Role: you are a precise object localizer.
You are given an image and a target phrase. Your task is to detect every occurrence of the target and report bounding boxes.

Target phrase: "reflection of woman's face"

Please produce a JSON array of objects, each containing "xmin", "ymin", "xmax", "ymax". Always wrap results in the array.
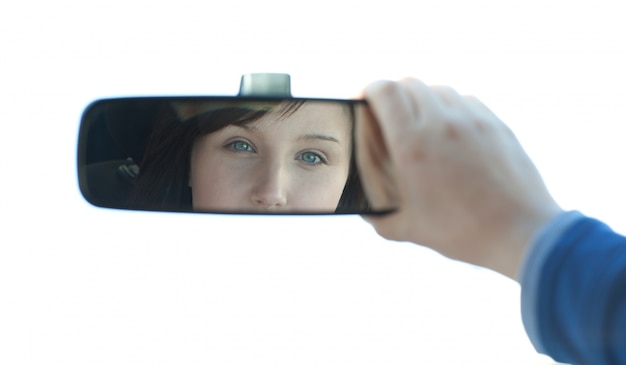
[{"xmin": 189, "ymin": 102, "xmax": 352, "ymax": 211}]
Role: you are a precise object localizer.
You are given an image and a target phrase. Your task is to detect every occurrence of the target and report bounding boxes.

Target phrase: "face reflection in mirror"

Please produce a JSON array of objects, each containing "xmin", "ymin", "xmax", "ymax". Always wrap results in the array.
[
  {"xmin": 111, "ymin": 99, "xmax": 370, "ymax": 213},
  {"xmin": 189, "ymin": 102, "xmax": 352, "ymax": 212}
]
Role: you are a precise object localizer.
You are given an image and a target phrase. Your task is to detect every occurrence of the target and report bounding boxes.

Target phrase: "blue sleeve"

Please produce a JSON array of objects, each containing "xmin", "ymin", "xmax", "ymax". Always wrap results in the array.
[{"xmin": 520, "ymin": 211, "xmax": 626, "ymax": 365}]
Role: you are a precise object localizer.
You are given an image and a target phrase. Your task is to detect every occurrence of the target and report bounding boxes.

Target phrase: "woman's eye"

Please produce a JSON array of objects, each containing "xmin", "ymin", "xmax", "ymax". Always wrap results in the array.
[
  {"xmin": 298, "ymin": 151, "xmax": 325, "ymax": 165},
  {"xmin": 229, "ymin": 140, "xmax": 254, "ymax": 152}
]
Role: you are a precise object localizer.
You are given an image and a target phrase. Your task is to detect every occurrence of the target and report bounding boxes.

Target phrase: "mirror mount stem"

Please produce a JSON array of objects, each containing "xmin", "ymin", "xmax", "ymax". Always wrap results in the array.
[{"xmin": 238, "ymin": 73, "xmax": 292, "ymax": 97}]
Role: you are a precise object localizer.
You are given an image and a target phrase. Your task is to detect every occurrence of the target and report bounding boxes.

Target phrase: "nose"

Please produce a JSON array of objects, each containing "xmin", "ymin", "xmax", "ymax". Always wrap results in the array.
[{"xmin": 250, "ymin": 163, "xmax": 288, "ymax": 210}]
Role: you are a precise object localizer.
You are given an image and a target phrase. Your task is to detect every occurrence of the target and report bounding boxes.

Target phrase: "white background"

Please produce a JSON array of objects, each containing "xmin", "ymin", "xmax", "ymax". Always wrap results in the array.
[{"xmin": 1, "ymin": 1, "xmax": 625, "ymax": 364}]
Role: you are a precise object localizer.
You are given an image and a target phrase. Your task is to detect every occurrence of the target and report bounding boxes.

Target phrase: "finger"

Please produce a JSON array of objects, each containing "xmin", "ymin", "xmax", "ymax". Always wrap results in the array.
[
  {"xmin": 430, "ymin": 85, "xmax": 467, "ymax": 109},
  {"xmin": 355, "ymin": 101, "xmax": 399, "ymax": 211},
  {"xmin": 464, "ymin": 95, "xmax": 498, "ymax": 118},
  {"xmin": 461, "ymin": 95, "xmax": 515, "ymax": 136},
  {"xmin": 398, "ymin": 78, "xmax": 449, "ymax": 121},
  {"xmin": 363, "ymin": 80, "xmax": 418, "ymax": 154}
]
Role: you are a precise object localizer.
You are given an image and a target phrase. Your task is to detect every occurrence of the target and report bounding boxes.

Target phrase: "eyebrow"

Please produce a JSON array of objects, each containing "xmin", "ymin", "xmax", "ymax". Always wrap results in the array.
[
  {"xmin": 232, "ymin": 125, "xmax": 341, "ymax": 144},
  {"xmin": 234, "ymin": 124, "xmax": 257, "ymax": 131},
  {"xmin": 298, "ymin": 134, "xmax": 341, "ymax": 144}
]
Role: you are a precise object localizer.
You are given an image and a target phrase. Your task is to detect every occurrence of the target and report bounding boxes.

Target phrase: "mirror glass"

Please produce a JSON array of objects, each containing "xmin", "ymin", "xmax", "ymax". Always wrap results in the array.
[{"xmin": 78, "ymin": 97, "xmax": 396, "ymax": 214}]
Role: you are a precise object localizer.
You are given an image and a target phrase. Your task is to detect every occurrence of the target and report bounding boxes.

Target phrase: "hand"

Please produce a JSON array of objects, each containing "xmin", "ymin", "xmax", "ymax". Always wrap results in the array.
[{"xmin": 356, "ymin": 78, "xmax": 563, "ymax": 280}]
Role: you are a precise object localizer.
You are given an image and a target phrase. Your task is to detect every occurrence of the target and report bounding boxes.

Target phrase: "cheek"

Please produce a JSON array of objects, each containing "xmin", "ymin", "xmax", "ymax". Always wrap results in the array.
[
  {"xmin": 190, "ymin": 158, "xmax": 251, "ymax": 210},
  {"xmin": 288, "ymin": 167, "xmax": 350, "ymax": 209}
]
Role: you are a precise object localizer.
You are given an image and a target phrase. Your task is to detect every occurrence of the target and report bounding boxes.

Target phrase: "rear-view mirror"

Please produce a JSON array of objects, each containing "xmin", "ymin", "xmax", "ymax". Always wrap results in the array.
[{"xmin": 77, "ymin": 97, "xmax": 397, "ymax": 214}]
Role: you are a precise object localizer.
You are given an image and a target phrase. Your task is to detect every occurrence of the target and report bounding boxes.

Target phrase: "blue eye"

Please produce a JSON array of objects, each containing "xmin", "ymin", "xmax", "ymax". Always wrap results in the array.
[
  {"xmin": 229, "ymin": 140, "xmax": 254, "ymax": 152},
  {"xmin": 298, "ymin": 151, "xmax": 325, "ymax": 165}
]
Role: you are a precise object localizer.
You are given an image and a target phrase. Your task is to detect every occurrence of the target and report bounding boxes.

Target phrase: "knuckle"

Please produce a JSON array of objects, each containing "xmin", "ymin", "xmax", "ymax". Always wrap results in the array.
[
  {"xmin": 396, "ymin": 135, "xmax": 428, "ymax": 162},
  {"xmin": 471, "ymin": 117, "xmax": 490, "ymax": 131}
]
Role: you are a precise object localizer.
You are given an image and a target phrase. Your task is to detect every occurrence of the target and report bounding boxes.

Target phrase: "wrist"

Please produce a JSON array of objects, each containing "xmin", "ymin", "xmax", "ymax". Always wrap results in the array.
[{"xmin": 483, "ymin": 204, "xmax": 564, "ymax": 280}]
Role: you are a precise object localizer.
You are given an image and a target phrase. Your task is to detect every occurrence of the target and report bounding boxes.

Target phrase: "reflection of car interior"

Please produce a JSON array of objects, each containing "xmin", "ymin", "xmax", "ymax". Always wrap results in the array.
[{"xmin": 80, "ymin": 100, "xmax": 174, "ymax": 209}]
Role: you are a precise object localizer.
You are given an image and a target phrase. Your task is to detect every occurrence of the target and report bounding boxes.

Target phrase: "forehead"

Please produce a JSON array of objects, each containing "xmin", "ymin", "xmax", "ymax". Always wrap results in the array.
[{"xmin": 253, "ymin": 101, "xmax": 352, "ymax": 134}]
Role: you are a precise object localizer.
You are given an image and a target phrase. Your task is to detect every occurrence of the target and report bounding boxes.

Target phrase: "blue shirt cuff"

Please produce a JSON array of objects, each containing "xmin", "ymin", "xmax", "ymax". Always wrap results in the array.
[{"xmin": 519, "ymin": 210, "xmax": 585, "ymax": 354}]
